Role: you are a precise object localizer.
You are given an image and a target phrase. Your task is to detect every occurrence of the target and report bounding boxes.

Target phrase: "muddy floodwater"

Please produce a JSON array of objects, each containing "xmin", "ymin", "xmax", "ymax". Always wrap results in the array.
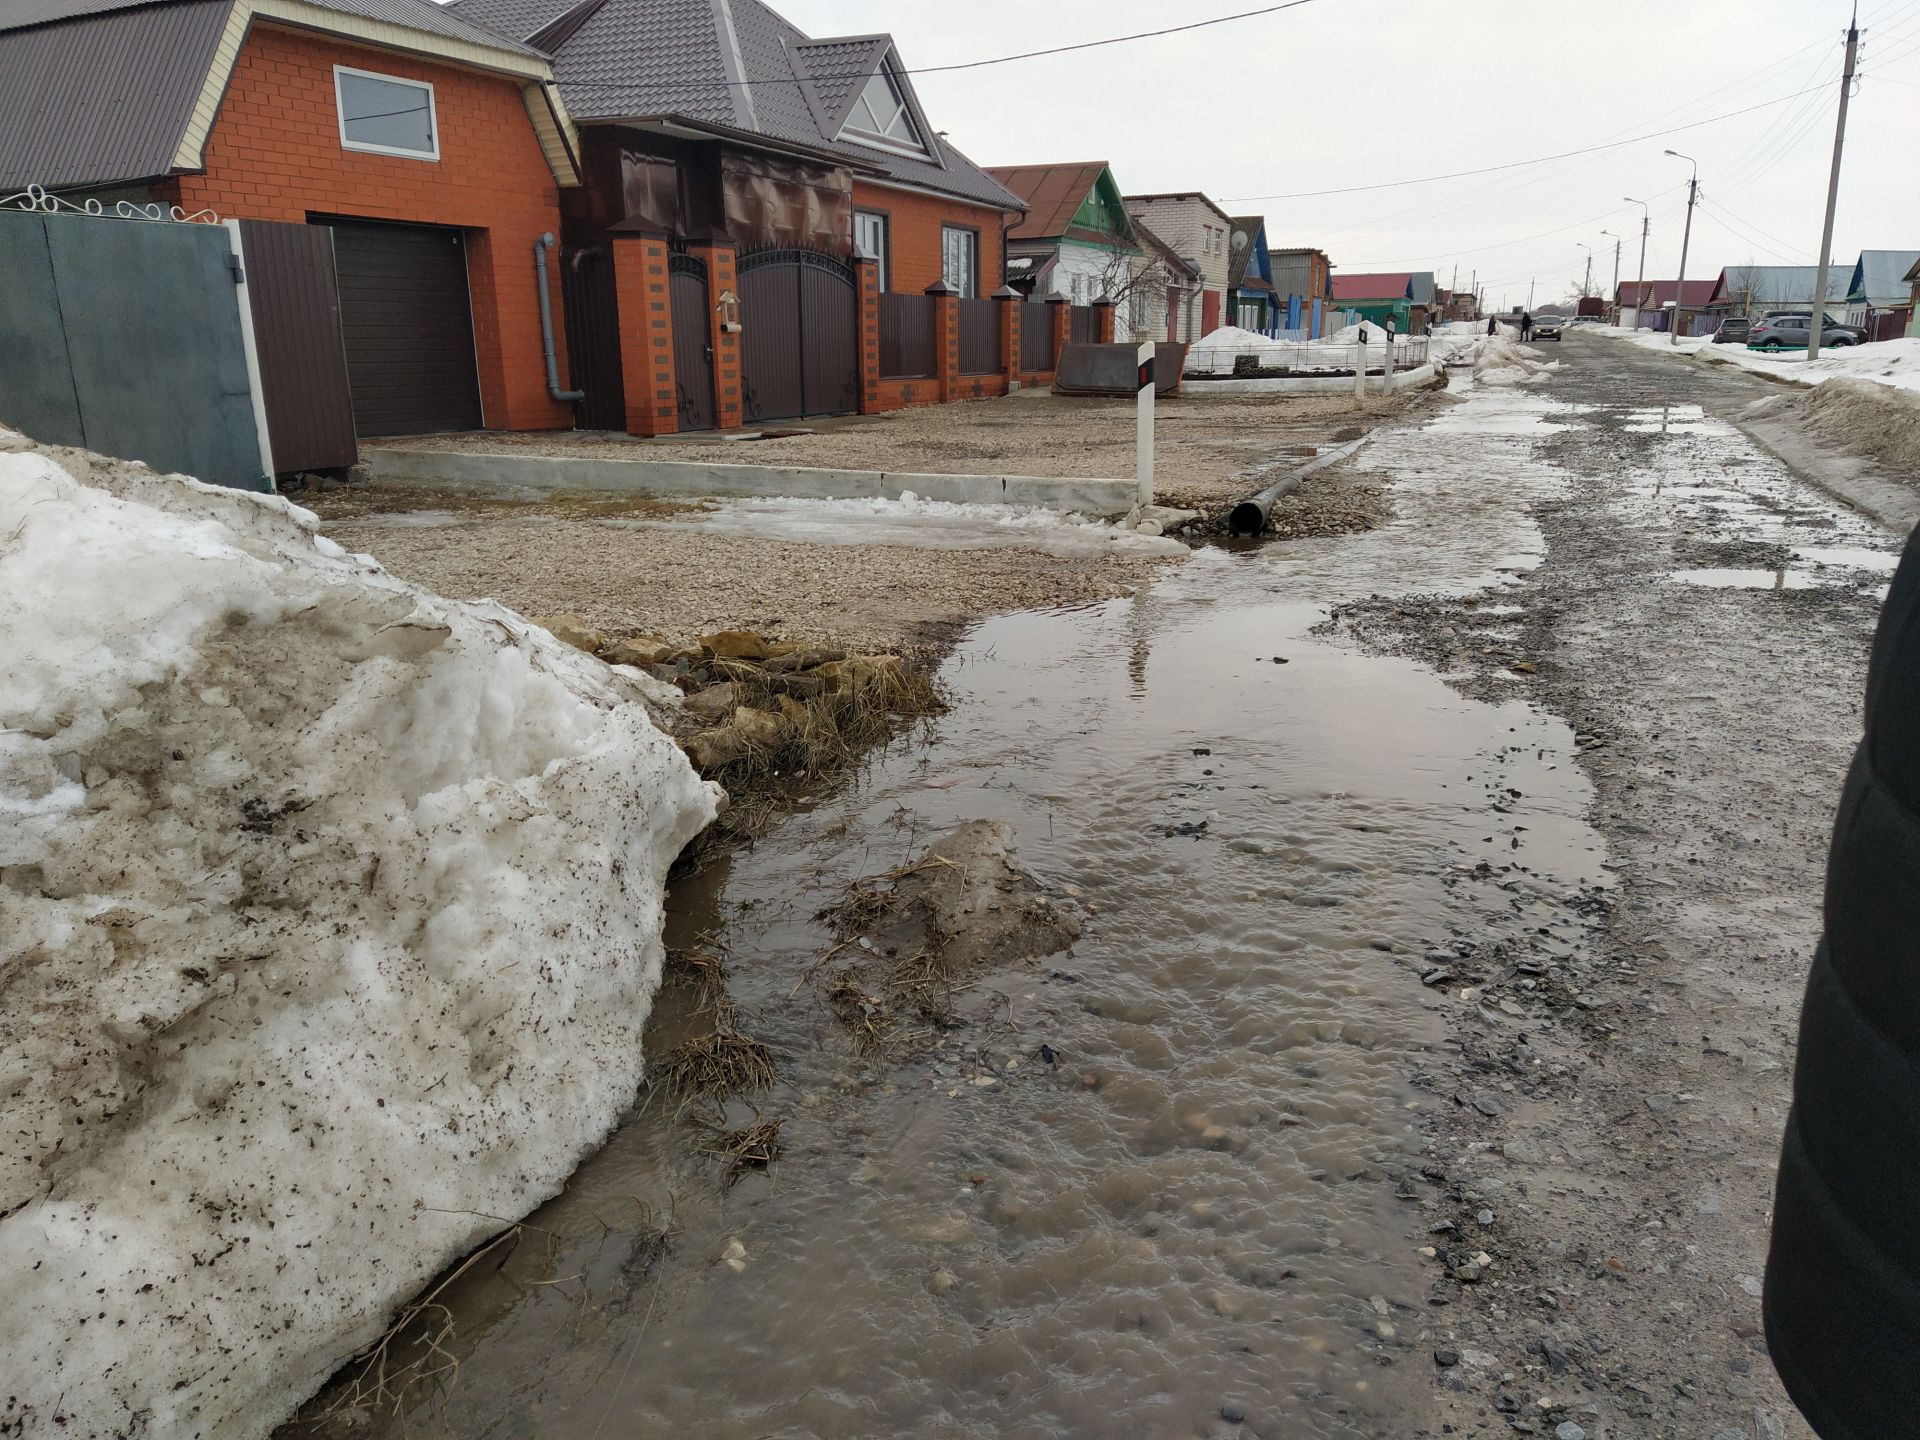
[{"xmin": 315, "ymin": 383, "xmax": 1618, "ymax": 1439}]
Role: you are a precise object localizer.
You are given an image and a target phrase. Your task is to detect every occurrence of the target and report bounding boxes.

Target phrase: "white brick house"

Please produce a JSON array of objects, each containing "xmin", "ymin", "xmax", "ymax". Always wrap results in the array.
[{"xmin": 1123, "ymin": 192, "xmax": 1232, "ymax": 340}]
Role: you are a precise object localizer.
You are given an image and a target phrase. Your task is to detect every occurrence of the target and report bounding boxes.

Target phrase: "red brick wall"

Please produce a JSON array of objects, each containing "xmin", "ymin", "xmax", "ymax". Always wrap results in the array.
[
  {"xmin": 169, "ymin": 23, "xmax": 571, "ymax": 431},
  {"xmin": 851, "ymin": 182, "xmax": 1005, "ymax": 296}
]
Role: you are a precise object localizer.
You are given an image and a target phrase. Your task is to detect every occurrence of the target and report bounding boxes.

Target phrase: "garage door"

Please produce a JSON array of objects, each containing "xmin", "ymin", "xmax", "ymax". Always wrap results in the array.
[{"xmin": 325, "ymin": 219, "xmax": 483, "ymax": 436}]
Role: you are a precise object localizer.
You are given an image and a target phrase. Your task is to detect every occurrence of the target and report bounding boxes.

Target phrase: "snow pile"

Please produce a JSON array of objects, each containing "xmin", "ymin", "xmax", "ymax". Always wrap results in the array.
[
  {"xmin": 1183, "ymin": 322, "xmax": 1422, "ymax": 376},
  {"xmin": 607, "ymin": 491, "xmax": 1191, "ymax": 557},
  {"xmin": 1474, "ymin": 335, "xmax": 1560, "ymax": 387},
  {"xmin": 0, "ymin": 435, "xmax": 719, "ymax": 1438},
  {"xmin": 1695, "ymin": 332, "xmax": 1920, "ymax": 393},
  {"xmin": 1765, "ymin": 377, "xmax": 1920, "ymax": 475}
]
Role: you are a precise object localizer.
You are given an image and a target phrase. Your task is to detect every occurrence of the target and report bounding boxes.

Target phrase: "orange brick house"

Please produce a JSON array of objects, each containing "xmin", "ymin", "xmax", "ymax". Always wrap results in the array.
[
  {"xmin": 450, "ymin": 0, "xmax": 1034, "ymax": 431},
  {"xmin": 0, "ymin": 0, "xmax": 582, "ymax": 438}
]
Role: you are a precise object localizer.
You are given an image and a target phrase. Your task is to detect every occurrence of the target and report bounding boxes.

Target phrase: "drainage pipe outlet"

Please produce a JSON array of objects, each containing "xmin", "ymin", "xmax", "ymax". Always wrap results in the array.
[{"xmin": 536, "ymin": 232, "xmax": 585, "ymax": 404}]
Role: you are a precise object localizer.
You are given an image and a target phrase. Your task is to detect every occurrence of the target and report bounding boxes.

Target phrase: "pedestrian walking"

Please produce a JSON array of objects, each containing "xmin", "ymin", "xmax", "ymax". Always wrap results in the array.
[
  {"xmin": 1520, "ymin": 311, "xmax": 1533, "ymax": 341},
  {"xmin": 1487, "ymin": 317, "xmax": 1498, "ymax": 337},
  {"xmin": 1766, "ymin": 525, "xmax": 1920, "ymax": 1439}
]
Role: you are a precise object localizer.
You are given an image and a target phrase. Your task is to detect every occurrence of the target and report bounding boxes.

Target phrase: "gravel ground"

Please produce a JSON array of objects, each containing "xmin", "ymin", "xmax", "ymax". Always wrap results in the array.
[
  {"xmin": 314, "ymin": 512, "xmax": 1174, "ymax": 654},
  {"xmin": 373, "ymin": 385, "xmax": 1436, "ymax": 509}
]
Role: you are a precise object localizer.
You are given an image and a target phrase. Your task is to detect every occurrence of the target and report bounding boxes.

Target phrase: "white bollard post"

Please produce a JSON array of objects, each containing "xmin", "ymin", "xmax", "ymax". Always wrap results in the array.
[
  {"xmin": 1354, "ymin": 337, "xmax": 1368, "ymax": 406},
  {"xmin": 1385, "ymin": 334, "xmax": 1397, "ymax": 391},
  {"xmin": 1136, "ymin": 339, "xmax": 1155, "ymax": 507}
]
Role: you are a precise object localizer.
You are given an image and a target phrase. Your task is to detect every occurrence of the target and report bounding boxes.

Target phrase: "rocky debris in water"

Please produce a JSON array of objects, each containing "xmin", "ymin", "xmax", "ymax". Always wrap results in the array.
[
  {"xmin": 530, "ymin": 611, "xmax": 607, "ymax": 654},
  {"xmin": 1435, "ymin": 1349, "xmax": 1460, "ymax": 1367},
  {"xmin": 1478, "ymin": 1209, "xmax": 1496, "ymax": 1226},
  {"xmin": 1555, "ymin": 1424, "xmax": 1586, "ymax": 1440},
  {"xmin": 927, "ymin": 1269, "xmax": 958, "ymax": 1295},
  {"xmin": 1164, "ymin": 818, "xmax": 1210, "ymax": 838},
  {"xmin": 721, "ymin": 1237, "xmax": 749, "ymax": 1272},
  {"xmin": 1421, "ymin": 967, "xmax": 1457, "ymax": 987},
  {"xmin": 1220, "ymin": 1403, "xmax": 1247, "ymax": 1424},
  {"xmin": 1473, "ymin": 1094, "xmax": 1506, "ymax": 1117}
]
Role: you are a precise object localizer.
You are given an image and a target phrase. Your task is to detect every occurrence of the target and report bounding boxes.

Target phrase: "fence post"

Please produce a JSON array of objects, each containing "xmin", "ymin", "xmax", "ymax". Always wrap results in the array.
[
  {"xmin": 1048, "ymin": 293, "xmax": 1070, "ymax": 375},
  {"xmin": 1353, "ymin": 336, "xmax": 1368, "ymax": 408},
  {"xmin": 994, "ymin": 285, "xmax": 1022, "ymax": 389},
  {"xmin": 611, "ymin": 233, "xmax": 678, "ymax": 436},
  {"xmin": 855, "ymin": 255, "xmax": 881, "ymax": 415},
  {"xmin": 688, "ymin": 238, "xmax": 742, "ymax": 431},
  {"xmin": 1094, "ymin": 296, "xmax": 1117, "ymax": 344},
  {"xmin": 925, "ymin": 278, "xmax": 958, "ymax": 402}
]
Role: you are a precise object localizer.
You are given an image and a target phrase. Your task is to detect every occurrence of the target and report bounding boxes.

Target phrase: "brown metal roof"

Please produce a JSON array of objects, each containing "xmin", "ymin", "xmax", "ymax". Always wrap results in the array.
[
  {"xmin": 985, "ymin": 161, "xmax": 1107, "ymax": 241},
  {"xmin": 0, "ymin": 0, "xmax": 228, "ymax": 189}
]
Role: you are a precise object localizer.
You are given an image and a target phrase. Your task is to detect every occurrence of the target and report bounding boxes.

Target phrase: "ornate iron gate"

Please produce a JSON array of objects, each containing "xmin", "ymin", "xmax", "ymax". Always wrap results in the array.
[
  {"xmin": 669, "ymin": 251, "xmax": 715, "ymax": 432},
  {"xmin": 737, "ymin": 247, "xmax": 859, "ymax": 422},
  {"xmin": 561, "ymin": 247, "xmax": 625, "ymax": 432}
]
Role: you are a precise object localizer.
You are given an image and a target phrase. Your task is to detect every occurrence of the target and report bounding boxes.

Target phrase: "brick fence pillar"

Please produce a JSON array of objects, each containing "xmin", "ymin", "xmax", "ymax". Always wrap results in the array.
[
  {"xmin": 687, "ymin": 238, "xmax": 742, "ymax": 431},
  {"xmin": 994, "ymin": 285, "xmax": 1021, "ymax": 388},
  {"xmin": 1048, "ymin": 293, "xmax": 1070, "ymax": 373},
  {"xmin": 611, "ymin": 234, "xmax": 677, "ymax": 437},
  {"xmin": 856, "ymin": 255, "xmax": 881, "ymax": 414},
  {"xmin": 926, "ymin": 278, "xmax": 958, "ymax": 402},
  {"xmin": 1094, "ymin": 297, "xmax": 1117, "ymax": 344}
]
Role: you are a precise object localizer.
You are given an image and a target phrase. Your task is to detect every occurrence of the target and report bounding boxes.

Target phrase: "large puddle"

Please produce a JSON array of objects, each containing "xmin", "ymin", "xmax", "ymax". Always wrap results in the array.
[{"xmin": 308, "ymin": 382, "xmax": 1610, "ymax": 1439}]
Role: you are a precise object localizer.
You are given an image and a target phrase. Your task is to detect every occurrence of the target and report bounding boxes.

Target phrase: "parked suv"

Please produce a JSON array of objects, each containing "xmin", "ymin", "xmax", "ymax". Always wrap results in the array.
[
  {"xmin": 1747, "ymin": 313, "xmax": 1868, "ymax": 349},
  {"xmin": 1713, "ymin": 316, "xmax": 1751, "ymax": 344}
]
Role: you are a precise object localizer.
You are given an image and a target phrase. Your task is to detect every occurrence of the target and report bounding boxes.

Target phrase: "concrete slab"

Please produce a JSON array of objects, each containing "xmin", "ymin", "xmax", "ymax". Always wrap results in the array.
[
  {"xmin": 1183, "ymin": 361, "xmax": 1439, "ymax": 397},
  {"xmin": 362, "ymin": 446, "xmax": 1140, "ymax": 517}
]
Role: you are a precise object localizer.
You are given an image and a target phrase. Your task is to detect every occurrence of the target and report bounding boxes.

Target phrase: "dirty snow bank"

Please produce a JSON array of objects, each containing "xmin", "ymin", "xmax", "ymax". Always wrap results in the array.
[
  {"xmin": 1183, "ymin": 322, "xmax": 1421, "ymax": 375},
  {"xmin": 1692, "ymin": 332, "xmax": 1920, "ymax": 393},
  {"xmin": 0, "ymin": 436, "xmax": 719, "ymax": 1438},
  {"xmin": 604, "ymin": 492, "xmax": 1192, "ymax": 557},
  {"xmin": 1743, "ymin": 376, "xmax": 1920, "ymax": 475},
  {"xmin": 1473, "ymin": 335, "xmax": 1560, "ymax": 387}
]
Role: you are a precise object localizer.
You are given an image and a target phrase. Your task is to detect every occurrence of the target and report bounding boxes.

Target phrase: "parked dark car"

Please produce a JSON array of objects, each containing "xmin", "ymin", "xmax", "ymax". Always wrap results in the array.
[
  {"xmin": 1747, "ymin": 313, "xmax": 1868, "ymax": 350},
  {"xmin": 1533, "ymin": 316, "xmax": 1566, "ymax": 341},
  {"xmin": 1714, "ymin": 316, "xmax": 1752, "ymax": 344}
]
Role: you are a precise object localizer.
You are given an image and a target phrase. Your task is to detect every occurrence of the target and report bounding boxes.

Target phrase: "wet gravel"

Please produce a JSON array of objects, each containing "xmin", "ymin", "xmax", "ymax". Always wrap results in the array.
[{"xmin": 1323, "ymin": 335, "xmax": 1896, "ymax": 1439}]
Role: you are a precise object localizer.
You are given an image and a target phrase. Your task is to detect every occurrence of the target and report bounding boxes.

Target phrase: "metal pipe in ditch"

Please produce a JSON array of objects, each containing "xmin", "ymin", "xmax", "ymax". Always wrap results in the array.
[
  {"xmin": 1226, "ymin": 435, "xmax": 1373, "ymax": 537},
  {"xmin": 535, "ymin": 232, "xmax": 584, "ymax": 404}
]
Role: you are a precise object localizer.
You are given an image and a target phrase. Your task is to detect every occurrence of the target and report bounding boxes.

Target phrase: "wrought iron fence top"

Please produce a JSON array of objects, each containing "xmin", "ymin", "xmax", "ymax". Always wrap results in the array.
[{"xmin": 0, "ymin": 182, "xmax": 220, "ymax": 225}]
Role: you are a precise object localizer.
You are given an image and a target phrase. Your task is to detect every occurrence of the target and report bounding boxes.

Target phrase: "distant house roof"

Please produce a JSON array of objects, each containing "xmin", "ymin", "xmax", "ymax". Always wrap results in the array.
[
  {"xmin": 1122, "ymin": 190, "xmax": 1232, "ymax": 225},
  {"xmin": 1228, "ymin": 216, "xmax": 1268, "ymax": 292},
  {"xmin": 987, "ymin": 161, "xmax": 1135, "ymax": 248},
  {"xmin": 451, "ymin": 0, "xmax": 1026, "ymax": 212},
  {"xmin": 1331, "ymin": 271, "xmax": 1413, "ymax": 301},
  {"xmin": 1614, "ymin": 279, "xmax": 1717, "ymax": 307},
  {"xmin": 1707, "ymin": 265, "xmax": 1851, "ymax": 307},
  {"xmin": 0, "ymin": 0, "xmax": 552, "ymax": 191},
  {"xmin": 1848, "ymin": 249, "xmax": 1920, "ymax": 307}
]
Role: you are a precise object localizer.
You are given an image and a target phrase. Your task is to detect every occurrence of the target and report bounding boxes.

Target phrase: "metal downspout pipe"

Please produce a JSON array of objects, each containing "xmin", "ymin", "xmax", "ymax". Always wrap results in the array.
[{"xmin": 535, "ymin": 232, "xmax": 584, "ymax": 404}]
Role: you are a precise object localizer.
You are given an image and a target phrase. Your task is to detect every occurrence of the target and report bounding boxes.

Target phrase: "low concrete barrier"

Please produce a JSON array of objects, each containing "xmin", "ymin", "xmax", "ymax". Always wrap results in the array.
[
  {"xmin": 362, "ymin": 447, "xmax": 1139, "ymax": 517},
  {"xmin": 1181, "ymin": 361, "xmax": 1439, "ymax": 397}
]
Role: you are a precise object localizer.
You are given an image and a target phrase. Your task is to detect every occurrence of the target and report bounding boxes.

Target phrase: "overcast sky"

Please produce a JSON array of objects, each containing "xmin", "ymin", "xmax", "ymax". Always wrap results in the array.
[{"xmin": 780, "ymin": 0, "xmax": 1920, "ymax": 307}]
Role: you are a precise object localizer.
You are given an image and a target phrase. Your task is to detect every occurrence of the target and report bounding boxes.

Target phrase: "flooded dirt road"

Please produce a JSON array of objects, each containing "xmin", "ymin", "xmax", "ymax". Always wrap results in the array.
[{"xmin": 304, "ymin": 335, "xmax": 1897, "ymax": 1440}]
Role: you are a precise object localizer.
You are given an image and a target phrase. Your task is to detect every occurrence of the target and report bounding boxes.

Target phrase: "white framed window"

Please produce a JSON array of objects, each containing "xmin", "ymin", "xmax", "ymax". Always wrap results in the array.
[
  {"xmin": 1131, "ymin": 290, "xmax": 1152, "ymax": 328},
  {"xmin": 854, "ymin": 210, "xmax": 889, "ymax": 291},
  {"xmin": 941, "ymin": 226, "xmax": 978, "ymax": 298},
  {"xmin": 841, "ymin": 67, "xmax": 926, "ymax": 156},
  {"xmin": 335, "ymin": 65, "xmax": 439, "ymax": 160}
]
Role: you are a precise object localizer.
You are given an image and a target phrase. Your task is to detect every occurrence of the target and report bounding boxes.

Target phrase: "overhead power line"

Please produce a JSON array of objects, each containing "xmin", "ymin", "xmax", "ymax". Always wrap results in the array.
[{"xmin": 555, "ymin": 0, "xmax": 1334, "ymax": 90}]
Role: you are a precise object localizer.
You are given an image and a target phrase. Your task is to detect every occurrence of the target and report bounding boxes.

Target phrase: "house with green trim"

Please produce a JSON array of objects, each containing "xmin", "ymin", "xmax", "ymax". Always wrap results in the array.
[{"xmin": 986, "ymin": 160, "xmax": 1149, "ymax": 336}]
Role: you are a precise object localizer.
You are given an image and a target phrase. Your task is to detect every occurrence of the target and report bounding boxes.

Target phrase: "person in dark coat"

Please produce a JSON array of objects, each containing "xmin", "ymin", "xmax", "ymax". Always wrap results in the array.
[
  {"xmin": 1487, "ymin": 316, "xmax": 1498, "ymax": 337},
  {"xmin": 1520, "ymin": 311, "xmax": 1534, "ymax": 341},
  {"xmin": 1766, "ymin": 524, "xmax": 1920, "ymax": 1439}
]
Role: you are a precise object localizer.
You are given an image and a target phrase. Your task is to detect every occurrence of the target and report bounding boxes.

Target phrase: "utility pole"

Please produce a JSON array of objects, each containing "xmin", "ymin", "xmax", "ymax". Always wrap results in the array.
[
  {"xmin": 1808, "ymin": 7, "xmax": 1860, "ymax": 358},
  {"xmin": 1666, "ymin": 150, "xmax": 1699, "ymax": 344},
  {"xmin": 1601, "ymin": 230, "xmax": 1621, "ymax": 310},
  {"xmin": 1624, "ymin": 196, "xmax": 1650, "ymax": 318},
  {"xmin": 1577, "ymin": 242, "xmax": 1593, "ymax": 301},
  {"xmin": 1527, "ymin": 278, "xmax": 1536, "ymax": 312}
]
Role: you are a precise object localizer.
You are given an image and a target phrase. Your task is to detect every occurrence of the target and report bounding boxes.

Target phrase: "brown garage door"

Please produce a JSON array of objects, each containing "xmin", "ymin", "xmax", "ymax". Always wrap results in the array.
[{"xmin": 324, "ymin": 218, "xmax": 483, "ymax": 436}]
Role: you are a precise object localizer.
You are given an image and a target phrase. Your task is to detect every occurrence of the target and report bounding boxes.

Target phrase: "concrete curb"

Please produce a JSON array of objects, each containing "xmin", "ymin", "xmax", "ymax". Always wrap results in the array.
[
  {"xmin": 1181, "ymin": 361, "xmax": 1437, "ymax": 396},
  {"xmin": 362, "ymin": 448, "xmax": 1139, "ymax": 517}
]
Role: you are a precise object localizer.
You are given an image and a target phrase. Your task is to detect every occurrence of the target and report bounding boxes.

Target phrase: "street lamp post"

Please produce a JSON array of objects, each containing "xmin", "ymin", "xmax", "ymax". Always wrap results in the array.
[
  {"xmin": 1600, "ymin": 229, "xmax": 1621, "ymax": 313},
  {"xmin": 1576, "ymin": 242, "xmax": 1593, "ymax": 303},
  {"xmin": 1623, "ymin": 196, "xmax": 1650, "ymax": 319},
  {"xmin": 1665, "ymin": 150, "xmax": 1699, "ymax": 346}
]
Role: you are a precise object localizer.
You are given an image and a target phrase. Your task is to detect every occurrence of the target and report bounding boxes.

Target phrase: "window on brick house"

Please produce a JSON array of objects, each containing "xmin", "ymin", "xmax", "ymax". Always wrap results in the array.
[
  {"xmin": 842, "ymin": 67, "xmax": 928, "ymax": 156},
  {"xmin": 941, "ymin": 226, "xmax": 978, "ymax": 298},
  {"xmin": 335, "ymin": 66, "xmax": 438, "ymax": 160},
  {"xmin": 854, "ymin": 211, "xmax": 889, "ymax": 291}
]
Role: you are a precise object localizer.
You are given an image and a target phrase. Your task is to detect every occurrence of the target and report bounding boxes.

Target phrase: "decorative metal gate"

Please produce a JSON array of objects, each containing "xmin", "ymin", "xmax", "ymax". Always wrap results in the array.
[
  {"xmin": 737, "ymin": 247, "xmax": 859, "ymax": 422},
  {"xmin": 669, "ymin": 250, "xmax": 715, "ymax": 432},
  {"xmin": 561, "ymin": 247, "xmax": 625, "ymax": 432}
]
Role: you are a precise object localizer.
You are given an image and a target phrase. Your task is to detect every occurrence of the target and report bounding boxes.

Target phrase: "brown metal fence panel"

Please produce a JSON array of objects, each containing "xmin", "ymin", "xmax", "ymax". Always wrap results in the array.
[
  {"xmin": 799, "ymin": 259, "xmax": 859, "ymax": 416},
  {"xmin": 957, "ymin": 297, "xmax": 998, "ymax": 375},
  {"xmin": 1069, "ymin": 304, "xmax": 1098, "ymax": 344},
  {"xmin": 1020, "ymin": 300, "xmax": 1054, "ymax": 371},
  {"xmin": 879, "ymin": 292, "xmax": 936, "ymax": 378},
  {"xmin": 561, "ymin": 246, "xmax": 625, "ymax": 432},
  {"xmin": 236, "ymin": 219, "xmax": 357, "ymax": 473},
  {"xmin": 1868, "ymin": 310, "xmax": 1909, "ymax": 342},
  {"xmin": 669, "ymin": 253, "xmax": 714, "ymax": 431}
]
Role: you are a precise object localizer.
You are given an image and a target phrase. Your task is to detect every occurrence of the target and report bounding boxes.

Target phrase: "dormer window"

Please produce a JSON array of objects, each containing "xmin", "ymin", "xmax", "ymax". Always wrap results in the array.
[{"xmin": 842, "ymin": 67, "xmax": 925, "ymax": 155}]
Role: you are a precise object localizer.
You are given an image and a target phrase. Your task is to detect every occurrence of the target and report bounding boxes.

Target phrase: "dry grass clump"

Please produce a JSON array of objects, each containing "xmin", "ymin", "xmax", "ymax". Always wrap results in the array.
[
  {"xmin": 653, "ymin": 1026, "xmax": 775, "ymax": 1105},
  {"xmin": 709, "ymin": 661, "xmax": 944, "ymax": 787},
  {"xmin": 693, "ymin": 1118, "xmax": 784, "ymax": 1186}
]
